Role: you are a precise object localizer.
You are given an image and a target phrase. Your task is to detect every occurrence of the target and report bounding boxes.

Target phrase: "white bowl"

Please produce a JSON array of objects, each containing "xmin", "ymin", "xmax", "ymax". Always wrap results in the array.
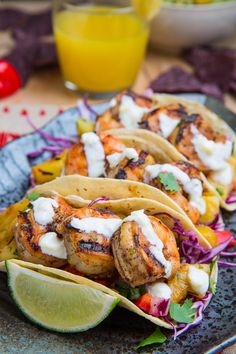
[{"xmin": 150, "ymin": 1, "xmax": 236, "ymax": 53}]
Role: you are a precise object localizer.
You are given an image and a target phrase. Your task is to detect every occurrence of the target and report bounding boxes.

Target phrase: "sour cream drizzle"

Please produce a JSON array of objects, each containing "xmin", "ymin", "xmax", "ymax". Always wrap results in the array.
[
  {"xmin": 81, "ymin": 132, "xmax": 105, "ymax": 177},
  {"xmin": 32, "ymin": 197, "xmax": 58, "ymax": 225},
  {"xmin": 123, "ymin": 210, "xmax": 172, "ymax": 278},
  {"xmin": 147, "ymin": 281, "xmax": 172, "ymax": 299},
  {"xmin": 38, "ymin": 232, "xmax": 67, "ymax": 259},
  {"xmin": 211, "ymin": 164, "xmax": 233, "ymax": 186},
  {"xmin": 107, "ymin": 148, "xmax": 139, "ymax": 169},
  {"xmin": 119, "ymin": 95, "xmax": 149, "ymax": 129},
  {"xmin": 145, "ymin": 164, "xmax": 206, "ymax": 215},
  {"xmin": 187, "ymin": 266, "xmax": 209, "ymax": 296},
  {"xmin": 159, "ymin": 112, "xmax": 180, "ymax": 138},
  {"xmin": 70, "ymin": 217, "xmax": 123, "ymax": 238},
  {"xmin": 191, "ymin": 126, "xmax": 232, "ymax": 171}
]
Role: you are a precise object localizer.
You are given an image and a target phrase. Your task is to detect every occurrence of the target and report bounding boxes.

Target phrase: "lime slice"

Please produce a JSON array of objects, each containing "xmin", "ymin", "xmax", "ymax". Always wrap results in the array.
[
  {"xmin": 6, "ymin": 261, "xmax": 119, "ymax": 332},
  {"xmin": 132, "ymin": 0, "xmax": 162, "ymax": 20}
]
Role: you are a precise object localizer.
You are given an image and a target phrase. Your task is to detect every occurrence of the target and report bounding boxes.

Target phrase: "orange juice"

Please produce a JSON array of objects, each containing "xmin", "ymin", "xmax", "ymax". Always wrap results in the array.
[{"xmin": 54, "ymin": 6, "xmax": 149, "ymax": 93}]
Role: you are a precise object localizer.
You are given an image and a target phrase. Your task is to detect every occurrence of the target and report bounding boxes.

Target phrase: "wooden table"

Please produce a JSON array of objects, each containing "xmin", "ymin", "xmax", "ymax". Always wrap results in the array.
[
  {"xmin": 2, "ymin": 50, "xmax": 236, "ymax": 115},
  {"xmin": 0, "ymin": 3, "xmax": 236, "ymax": 352}
]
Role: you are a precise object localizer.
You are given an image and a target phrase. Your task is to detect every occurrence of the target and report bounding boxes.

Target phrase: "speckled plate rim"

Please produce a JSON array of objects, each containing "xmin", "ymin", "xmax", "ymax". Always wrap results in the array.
[
  {"xmin": 206, "ymin": 335, "xmax": 236, "ymax": 354},
  {"xmin": 0, "ymin": 93, "xmax": 235, "ymax": 353}
]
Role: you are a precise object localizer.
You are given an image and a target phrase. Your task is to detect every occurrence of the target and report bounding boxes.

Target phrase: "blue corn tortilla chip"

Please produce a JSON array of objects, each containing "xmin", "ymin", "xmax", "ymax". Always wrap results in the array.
[
  {"xmin": 184, "ymin": 47, "xmax": 236, "ymax": 92},
  {"xmin": 149, "ymin": 67, "xmax": 223, "ymax": 101},
  {"xmin": 0, "ymin": 9, "xmax": 52, "ymax": 36}
]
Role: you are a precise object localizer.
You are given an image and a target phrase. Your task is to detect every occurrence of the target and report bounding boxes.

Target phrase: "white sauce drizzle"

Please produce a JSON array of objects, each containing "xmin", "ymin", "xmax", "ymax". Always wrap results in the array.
[
  {"xmin": 32, "ymin": 197, "xmax": 58, "ymax": 226},
  {"xmin": 109, "ymin": 97, "xmax": 117, "ymax": 108},
  {"xmin": 119, "ymin": 95, "xmax": 149, "ymax": 129},
  {"xmin": 191, "ymin": 125, "xmax": 232, "ymax": 171},
  {"xmin": 145, "ymin": 164, "xmax": 206, "ymax": 215},
  {"xmin": 159, "ymin": 112, "xmax": 180, "ymax": 138},
  {"xmin": 147, "ymin": 281, "xmax": 172, "ymax": 299},
  {"xmin": 210, "ymin": 163, "xmax": 233, "ymax": 186},
  {"xmin": 107, "ymin": 148, "xmax": 139, "ymax": 169},
  {"xmin": 187, "ymin": 265, "xmax": 209, "ymax": 296},
  {"xmin": 81, "ymin": 132, "xmax": 105, "ymax": 177},
  {"xmin": 70, "ymin": 217, "xmax": 123, "ymax": 239},
  {"xmin": 123, "ymin": 210, "xmax": 172, "ymax": 278},
  {"xmin": 38, "ymin": 232, "xmax": 67, "ymax": 259}
]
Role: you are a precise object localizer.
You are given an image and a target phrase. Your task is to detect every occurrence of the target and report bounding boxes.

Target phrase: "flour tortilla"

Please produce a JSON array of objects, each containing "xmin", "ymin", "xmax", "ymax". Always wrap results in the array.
[{"xmin": 0, "ymin": 178, "xmax": 217, "ymax": 328}]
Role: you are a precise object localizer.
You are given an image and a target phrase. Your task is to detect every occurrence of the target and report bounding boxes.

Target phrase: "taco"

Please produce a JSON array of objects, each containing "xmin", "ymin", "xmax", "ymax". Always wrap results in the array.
[
  {"xmin": 31, "ymin": 131, "xmax": 221, "ymax": 233},
  {"xmin": 0, "ymin": 175, "xmax": 222, "ymax": 332},
  {"xmin": 95, "ymin": 91, "xmax": 236, "ymax": 211}
]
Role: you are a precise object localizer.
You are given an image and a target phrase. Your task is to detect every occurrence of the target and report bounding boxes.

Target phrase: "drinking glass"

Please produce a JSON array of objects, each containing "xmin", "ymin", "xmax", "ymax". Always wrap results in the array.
[{"xmin": 53, "ymin": 0, "xmax": 149, "ymax": 97}]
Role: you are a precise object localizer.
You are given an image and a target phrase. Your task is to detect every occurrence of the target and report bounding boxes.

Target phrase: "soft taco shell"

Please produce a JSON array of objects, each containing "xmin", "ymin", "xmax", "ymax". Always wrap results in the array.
[
  {"xmin": 33, "ymin": 175, "xmax": 210, "ymax": 248},
  {"xmin": 107, "ymin": 126, "xmax": 235, "ymax": 211},
  {"xmin": 0, "ymin": 186, "xmax": 218, "ymax": 329},
  {"xmin": 151, "ymin": 94, "xmax": 236, "ymax": 211},
  {"xmin": 152, "ymin": 94, "xmax": 236, "ymax": 150}
]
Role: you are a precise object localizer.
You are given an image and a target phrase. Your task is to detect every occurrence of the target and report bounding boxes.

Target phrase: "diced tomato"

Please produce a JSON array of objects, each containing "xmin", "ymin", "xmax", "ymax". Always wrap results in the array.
[
  {"xmin": 134, "ymin": 293, "xmax": 152, "ymax": 313},
  {"xmin": 215, "ymin": 230, "xmax": 236, "ymax": 247}
]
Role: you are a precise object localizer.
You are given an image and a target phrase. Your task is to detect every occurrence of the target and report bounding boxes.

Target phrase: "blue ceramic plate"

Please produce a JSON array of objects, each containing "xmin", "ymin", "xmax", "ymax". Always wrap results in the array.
[{"xmin": 0, "ymin": 94, "xmax": 235, "ymax": 354}]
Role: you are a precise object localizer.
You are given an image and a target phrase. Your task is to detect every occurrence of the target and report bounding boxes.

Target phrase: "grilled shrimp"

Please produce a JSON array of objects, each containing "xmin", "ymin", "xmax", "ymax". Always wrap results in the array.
[
  {"xmin": 107, "ymin": 150, "xmax": 156, "ymax": 182},
  {"xmin": 96, "ymin": 92, "xmax": 153, "ymax": 133},
  {"xmin": 148, "ymin": 161, "xmax": 203, "ymax": 224},
  {"xmin": 14, "ymin": 196, "xmax": 72, "ymax": 267},
  {"xmin": 112, "ymin": 212, "xmax": 180, "ymax": 287},
  {"xmin": 140, "ymin": 104, "xmax": 186, "ymax": 136},
  {"xmin": 169, "ymin": 114, "xmax": 227, "ymax": 171},
  {"xmin": 62, "ymin": 207, "xmax": 122, "ymax": 278},
  {"xmin": 64, "ymin": 134, "xmax": 125, "ymax": 176}
]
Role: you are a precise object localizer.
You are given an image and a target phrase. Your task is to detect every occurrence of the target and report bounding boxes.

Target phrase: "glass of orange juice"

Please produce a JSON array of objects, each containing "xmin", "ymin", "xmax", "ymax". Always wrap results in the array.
[{"xmin": 53, "ymin": 0, "xmax": 149, "ymax": 97}]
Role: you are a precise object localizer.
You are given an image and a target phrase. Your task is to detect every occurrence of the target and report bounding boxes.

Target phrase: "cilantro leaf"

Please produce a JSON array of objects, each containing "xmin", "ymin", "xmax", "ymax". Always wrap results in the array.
[
  {"xmin": 128, "ymin": 288, "xmax": 141, "ymax": 301},
  {"xmin": 169, "ymin": 299, "xmax": 195, "ymax": 324},
  {"xmin": 136, "ymin": 327, "xmax": 167, "ymax": 349},
  {"xmin": 26, "ymin": 191, "xmax": 40, "ymax": 202},
  {"xmin": 159, "ymin": 173, "xmax": 180, "ymax": 192},
  {"xmin": 216, "ymin": 187, "xmax": 224, "ymax": 197}
]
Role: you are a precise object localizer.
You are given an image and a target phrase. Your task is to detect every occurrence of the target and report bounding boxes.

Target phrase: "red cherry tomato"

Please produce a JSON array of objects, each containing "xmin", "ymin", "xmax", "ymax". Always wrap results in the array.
[
  {"xmin": 215, "ymin": 230, "xmax": 236, "ymax": 247},
  {"xmin": 0, "ymin": 60, "xmax": 22, "ymax": 98}
]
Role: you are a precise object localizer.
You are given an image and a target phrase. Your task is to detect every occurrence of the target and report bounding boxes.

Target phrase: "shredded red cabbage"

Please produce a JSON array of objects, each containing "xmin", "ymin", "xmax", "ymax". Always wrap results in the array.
[
  {"xmin": 29, "ymin": 174, "xmax": 36, "ymax": 188},
  {"xmin": 27, "ymin": 145, "xmax": 65, "ymax": 158},
  {"xmin": 143, "ymin": 88, "xmax": 154, "ymax": 97},
  {"xmin": 208, "ymin": 213, "xmax": 225, "ymax": 231},
  {"xmin": 26, "ymin": 117, "xmax": 77, "ymax": 147},
  {"xmin": 226, "ymin": 190, "xmax": 236, "ymax": 204},
  {"xmin": 88, "ymin": 197, "xmax": 110, "ymax": 207},
  {"xmin": 217, "ymin": 260, "xmax": 236, "ymax": 267},
  {"xmin": 128, "ymin": 91, "xmax": 153, "ymax": 103},
  {"xmin": 149, "ymin": 297, "xmax": 170, "ymax": 317},
  {"xmin": 77, "ymin": 98, "xmax": 98, "ymax": 122},
  {"xmin": 220, "ymin": 251, "xmax": 236, "ymax": 257},
  {"xmin": 0, "ymin": 207, "xmax": 6, "ymax": 213},
  {"xmin": 166, "ymin": 292, "xmax": 212, "ymax": 340},
  {"xmin": 155, "ymin": 212, "xmax": 232, "ymax": 264}
]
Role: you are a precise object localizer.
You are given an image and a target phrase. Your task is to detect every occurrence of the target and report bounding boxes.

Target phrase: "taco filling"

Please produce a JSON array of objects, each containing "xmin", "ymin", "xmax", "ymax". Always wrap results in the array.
[
  {"xmin": 9, "ymin": 191, "xmax": 223, "ymax": 335},
  {"xmin": 31, "ymin": 131, "xmax": 221, "ymax": 228},
  {"xmin": 94, "ymin": 92, "xmax": 236, "ymax": 208}
]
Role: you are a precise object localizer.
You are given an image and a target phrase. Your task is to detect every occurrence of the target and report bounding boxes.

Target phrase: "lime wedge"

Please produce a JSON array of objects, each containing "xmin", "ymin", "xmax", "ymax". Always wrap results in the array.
[
  {"xmin": 132, "ymin": 0, "xmax": 162, "ymax": 20},
  {"xmin": 6, "ymin": 261, "xmax": 119, "ymax": 332}
]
